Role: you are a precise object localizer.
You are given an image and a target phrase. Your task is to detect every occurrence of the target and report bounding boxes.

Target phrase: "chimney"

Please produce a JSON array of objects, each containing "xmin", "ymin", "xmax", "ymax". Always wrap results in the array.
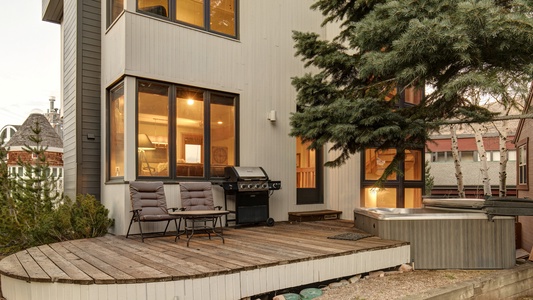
[{"xmin": 49, "ymin": 96, "xmax": 56, "ymax": 113}]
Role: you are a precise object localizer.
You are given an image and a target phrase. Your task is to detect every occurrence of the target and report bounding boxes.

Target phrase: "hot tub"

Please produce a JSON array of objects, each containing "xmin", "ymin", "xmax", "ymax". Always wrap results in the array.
[{"xmin": 354, "ymin": 206, "xmax": 516, "ymax": 269}]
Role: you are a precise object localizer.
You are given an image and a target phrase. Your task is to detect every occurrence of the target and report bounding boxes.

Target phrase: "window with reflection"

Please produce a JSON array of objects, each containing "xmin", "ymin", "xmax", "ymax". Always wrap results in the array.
[
  {"xmin": 138, "ymin": 0, "xmax": 170, "ymax": 17},
  {"xmin": 404, "ymin": 150, "xmax": 422, "ymax": 181},
  {"xmin": 362, "ymin": 148, "xmax": 425, "ymax": 208},
  {"xmin": 364, "ymin": 149, "xmax": 397, "ymax": 180},
  {"xmin": 296, "ymin": 137, "xmax": 316, "ymax": 188},
  {"xmin": 137, "ymin": 0, "xmax": 237, "ymax": 37},
  {"xmin": 108, "ymin": 0, "xmax": 124, "ymax": 27},
  {"xmin": 404, "ymin": 86, "xmax": 423, "ymax": 105},
  {"xmin": 136, "ymin": 79, "xmax": 237, "ymax": 179},
  {"xmin": 210, "ymin": 94, "xmax": 236, "ymax": 177},
  {"xmin": 363, "ymin": 188, "xmax": 397, "ymax": 208},
  {"xmin": 109, "ymin": 82, "xmax": 125, "ymax": 178},
  {"xmin": 518, "ymin": 141, "xmax": 528, "ymax": 187},
  {"xmin": 404, "ymin": 188, "xmax": 423, "ymax": 208},
  {"xmin": 138, "ymin": 81, "xmax": 170, "ymax": 177}
]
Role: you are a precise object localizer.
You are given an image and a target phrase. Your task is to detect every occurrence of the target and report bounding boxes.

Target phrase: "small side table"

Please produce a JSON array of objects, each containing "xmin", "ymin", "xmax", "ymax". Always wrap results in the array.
[{"xmin": 170, "ymin": 210, "xmax": 230, "ymax": 247}]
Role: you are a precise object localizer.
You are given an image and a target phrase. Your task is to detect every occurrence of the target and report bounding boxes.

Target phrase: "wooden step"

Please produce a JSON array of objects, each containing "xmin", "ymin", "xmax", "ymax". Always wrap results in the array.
[{"xmin": 288, "ymin": 210, "xmax": 342, "ymax": 222}]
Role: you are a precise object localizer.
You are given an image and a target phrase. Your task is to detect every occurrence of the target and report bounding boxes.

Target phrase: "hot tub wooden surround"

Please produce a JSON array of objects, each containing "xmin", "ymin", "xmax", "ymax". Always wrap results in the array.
[{"xmin": 0, "ymin": 220, "xmax": 410, "ymax": 300}]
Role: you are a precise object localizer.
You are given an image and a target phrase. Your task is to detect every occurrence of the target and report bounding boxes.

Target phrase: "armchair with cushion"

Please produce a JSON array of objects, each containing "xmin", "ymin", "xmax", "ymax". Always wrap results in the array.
[
  {"xmin": 179, "ymin": 182, "xmax": 224, "ymax": 239},
  {"xmin": 126, "ymin": 181, "xmax": 180, "ymax": 242}
]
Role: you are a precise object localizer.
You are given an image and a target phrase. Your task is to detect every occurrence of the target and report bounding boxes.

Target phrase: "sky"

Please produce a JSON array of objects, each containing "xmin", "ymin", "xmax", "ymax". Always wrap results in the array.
[{"xmin": 0, "ymin": 2, "xmax": 60, "ymax": 128}]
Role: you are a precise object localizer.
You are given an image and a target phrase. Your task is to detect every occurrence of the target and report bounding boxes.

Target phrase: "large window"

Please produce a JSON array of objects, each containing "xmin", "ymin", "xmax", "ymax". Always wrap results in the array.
[
  {"xmin": 109, "ymin": 82, "xmax": 125, "ymax": 179},
  {"xmin": 362, "ymin": 85, "xmax": 424, "ymax": 208},
  {"xmin": 518, "ymin": 140, "xmax": 528, "ymax": 188},
  {"xmin": 138, "ymin": 0, "xmax": 237, "ymax": 37},
  {"xmin": 137, "ymin": 79, "xmax": 237, "ymax": 179}
]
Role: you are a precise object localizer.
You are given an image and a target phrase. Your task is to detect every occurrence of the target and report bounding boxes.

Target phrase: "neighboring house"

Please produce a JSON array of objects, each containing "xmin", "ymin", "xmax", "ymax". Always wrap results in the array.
[
  {"xmin": 4, "ymin": 113, "xmax": 64, "ymax": 194},
  {"xmin": 0, "ymin": 125, "xmax": 20, "ymax": 146},
  {"xmin": 515, "ymin": 87, "xmax": 533, "ymax": 252},
  {"xmin": 427, "ymin": 133, "xmax": 517, "ymax": 198},
  {"xmin": 42, "ymin": 0, "xmax": 426, "ymax": 236}
]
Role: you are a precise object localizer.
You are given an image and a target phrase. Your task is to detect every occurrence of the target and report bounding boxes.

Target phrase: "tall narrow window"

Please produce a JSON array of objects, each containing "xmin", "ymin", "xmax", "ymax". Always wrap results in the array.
[
  {"xmin": 138, "ymin": 81, "xmax": 170, "ymax": 177},
  {"xmin": 518, "ymin": 142, "xmax": 528, "ymax": 187},
  {"xmin": 108, "ymin": 0, "xmax": 124, "ymax": 26},
  {"xmin": 176, "ymin": 87, "xmax": 204, "ymax": 177},
  {"xmin": 210, "ymin": 94, "xmax": 236, "ymax": 177},
  {"xmin": 296, "ymin": 137, "xmax": 316, "ymax": 188},
  {"xmin": 109, "ymin": 82, "xmax": 124, "ymax": 178}
]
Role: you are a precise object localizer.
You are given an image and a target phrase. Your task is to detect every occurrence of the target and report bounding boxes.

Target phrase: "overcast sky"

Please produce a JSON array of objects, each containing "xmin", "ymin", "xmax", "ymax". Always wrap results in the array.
[{"xmin": 0, "ymin": 2, "xmax": 60, "ymax": 128}]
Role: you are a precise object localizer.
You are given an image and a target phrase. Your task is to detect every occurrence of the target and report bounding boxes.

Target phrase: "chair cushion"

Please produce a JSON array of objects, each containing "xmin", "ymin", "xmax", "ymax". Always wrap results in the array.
[
  {"xmin": 179, "ymin": 182, "xmax": 214, "ymax": 210},
  {"xmin": 130, "ymin": 181, "xmax": 169, "ymax": 216}
]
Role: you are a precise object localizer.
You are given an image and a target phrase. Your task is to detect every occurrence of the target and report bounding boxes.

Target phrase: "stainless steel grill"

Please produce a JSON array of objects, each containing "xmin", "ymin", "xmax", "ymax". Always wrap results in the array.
[{"xmin": 222, "ymin": 166, "xmax": 281, "ymax": 226}]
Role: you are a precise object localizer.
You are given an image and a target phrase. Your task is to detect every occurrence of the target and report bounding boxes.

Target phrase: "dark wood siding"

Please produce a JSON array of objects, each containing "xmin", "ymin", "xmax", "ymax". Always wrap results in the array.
[
  {"xmin": 61, "ymin": 0, "xmax": 101, "ymax": 200},
  {"xmin": 78, "ymin": 0, "xmax": 102, "ymax": 198}
]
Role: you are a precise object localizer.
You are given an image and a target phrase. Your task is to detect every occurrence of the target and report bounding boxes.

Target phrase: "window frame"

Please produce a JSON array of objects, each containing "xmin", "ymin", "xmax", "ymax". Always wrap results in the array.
[
  {"xmin": 136, "ymin": 0, "xmax": 239, "ymax": 39},
  {"xmin": 135, "ymin": 78, "xmax": 239, "ymax": 181},
  {"xmin": 517, "ymin": 138, "xmax": 529, "ymax": 190},
  {"xmin": 107, "ymin": 80, "xmax": 126, "ymax": 181}
]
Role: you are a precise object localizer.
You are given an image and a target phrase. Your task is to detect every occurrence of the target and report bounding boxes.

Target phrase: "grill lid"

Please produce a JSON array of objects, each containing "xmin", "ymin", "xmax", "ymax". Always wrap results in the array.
[{"xmin": 225, "ymin": 166, "xmax": 268, "ymax": 181}]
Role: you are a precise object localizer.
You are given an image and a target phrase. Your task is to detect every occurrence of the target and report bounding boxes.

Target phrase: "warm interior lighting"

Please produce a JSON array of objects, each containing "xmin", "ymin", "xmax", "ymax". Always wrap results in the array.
[
  {"xmin": 187, "ymin": 99, "xmax": 195, "ymax": 105},
  {"xmin": 217, "ymin": 121, "xmax": 223, "ymax": 124},
  {"xmin": 138, "ymin": 134, "xmax": 155, "ymax": 150},
  {"xmin": 138, "ymin": 134, "xmax": 155, "ymax": 176}
]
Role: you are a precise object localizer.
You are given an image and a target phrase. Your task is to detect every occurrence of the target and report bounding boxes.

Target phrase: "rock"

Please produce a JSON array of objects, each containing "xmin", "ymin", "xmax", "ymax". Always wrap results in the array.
[
  {"xmin": 399, "ymin": 263, "xmax": 413, "ymax": 272},
  {"xmin": 328, "ymin": 282, "xmax": 345, "ymax": 289},
  {"xmin": 348, "ymin": 274, "xmax": 362, "ymax": 283},
  {"xmin": 339, "ymin": 279, "xmax": 349, "ymax": 285},
  {"xmin": 272, "ymin": 296, "xmax": 285, "ymax": 300},
  {"xmin": 385, "ymin": 271, "xmax": 402, "ymax": 276},
  {"xmin": 300, "ymin": 287, "xmax": 323, "ymax": 299},
  {"xmin": 367, "ymin": 271, "xmax": 385, "ymax": 278}
]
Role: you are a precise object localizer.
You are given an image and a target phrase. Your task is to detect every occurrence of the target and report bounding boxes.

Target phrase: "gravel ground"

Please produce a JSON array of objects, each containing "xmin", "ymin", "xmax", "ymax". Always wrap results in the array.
[{"xmin": 315, "ymin": 269, "xmax": 498, "ymax": 300}]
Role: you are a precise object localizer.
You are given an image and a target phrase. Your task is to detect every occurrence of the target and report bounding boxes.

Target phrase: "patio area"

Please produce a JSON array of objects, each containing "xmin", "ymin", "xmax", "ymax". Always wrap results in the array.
[{"xmin": 0, "ymin": 220, "xmax": 410, "ymax": 300}]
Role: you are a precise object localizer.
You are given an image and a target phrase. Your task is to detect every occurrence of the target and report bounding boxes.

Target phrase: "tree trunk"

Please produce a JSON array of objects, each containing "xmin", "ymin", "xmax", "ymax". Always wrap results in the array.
[
  {"xmin": 471, "ymin": 123, "xmax": 491, "ymax": 198},
  {"xmin": 496, "ymin": 121, "xmax": 509, "ymax": 197},
  {"xmin": 451, "ymin": 125, "xmax": 465, "ymax": 198}
]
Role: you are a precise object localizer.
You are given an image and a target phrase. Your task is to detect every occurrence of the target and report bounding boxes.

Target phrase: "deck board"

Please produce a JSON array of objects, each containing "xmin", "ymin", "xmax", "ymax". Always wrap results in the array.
[{"xmin": 0, "ymin": 220, "xmax": 409, "ymax": 286}]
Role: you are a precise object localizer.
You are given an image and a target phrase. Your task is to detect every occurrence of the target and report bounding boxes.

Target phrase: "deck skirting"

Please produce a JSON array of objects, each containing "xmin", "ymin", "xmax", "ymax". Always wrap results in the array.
[{"xmin": 1, "ymin": 245, "xmax": 410, "ymax": 300}]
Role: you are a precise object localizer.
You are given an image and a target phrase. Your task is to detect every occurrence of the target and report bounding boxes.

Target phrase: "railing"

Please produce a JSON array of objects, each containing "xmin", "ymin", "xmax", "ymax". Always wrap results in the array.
[{"xmin": 297, "ymin": 167, "xmax": 315, "ymax": 188}]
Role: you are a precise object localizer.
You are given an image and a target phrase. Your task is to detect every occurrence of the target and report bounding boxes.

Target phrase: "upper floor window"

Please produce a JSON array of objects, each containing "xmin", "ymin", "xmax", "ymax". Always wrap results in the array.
[
  {"xmin": 138, "ymin": 0, "xmax": 237, "ymax": 37},
  {"xmin": 518, "ymin": 140, "xmax": 528, "ymax": 187},
  {"xmin": 137, "ymin": 79, "xmax": 237, "ymax": 179}
]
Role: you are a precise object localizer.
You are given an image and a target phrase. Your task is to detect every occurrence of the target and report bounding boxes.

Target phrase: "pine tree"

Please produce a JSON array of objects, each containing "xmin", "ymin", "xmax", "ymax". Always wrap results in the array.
[{"xmin": 291, "ymin": 0, "xmax": 533, "ymax": 181}]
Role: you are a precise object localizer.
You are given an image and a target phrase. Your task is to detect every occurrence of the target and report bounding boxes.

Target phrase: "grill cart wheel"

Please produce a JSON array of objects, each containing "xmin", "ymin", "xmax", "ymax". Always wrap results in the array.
[{"xmin": 266, "ymin": 218, "xmax": 275, "ymax": 227}]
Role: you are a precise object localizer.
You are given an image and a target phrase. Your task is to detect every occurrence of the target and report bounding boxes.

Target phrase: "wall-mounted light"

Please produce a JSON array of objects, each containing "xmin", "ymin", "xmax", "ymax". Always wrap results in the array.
[{"xmin": 268, "ymin": 110, "xmax": 276, "ymax": 122}]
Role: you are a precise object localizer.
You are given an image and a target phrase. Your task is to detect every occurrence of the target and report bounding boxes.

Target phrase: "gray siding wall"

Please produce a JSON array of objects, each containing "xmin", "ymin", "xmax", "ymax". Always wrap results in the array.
[
  {"xmin": 62, "ymin": 0, "xmax": 78, "ymax": 198},
  {"xmin": 79, "ymin": 0, "xmax": 101, "ymax": 197},
  {"xmin": 61, "ymin": 0, "xmax": 102, "ymax": 200}
]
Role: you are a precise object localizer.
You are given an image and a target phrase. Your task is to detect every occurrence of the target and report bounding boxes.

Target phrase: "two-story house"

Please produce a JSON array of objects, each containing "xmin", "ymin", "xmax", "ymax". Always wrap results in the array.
[{"xmin": 42, "ymin": 0, "xmax": 426, "ymax": 236}]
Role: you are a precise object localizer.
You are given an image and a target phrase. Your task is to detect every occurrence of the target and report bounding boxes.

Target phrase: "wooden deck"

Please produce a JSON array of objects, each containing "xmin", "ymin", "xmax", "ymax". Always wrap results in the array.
[{"xmin": 0, "ymin": 220, "xmax": 410, "ymax": 300}]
